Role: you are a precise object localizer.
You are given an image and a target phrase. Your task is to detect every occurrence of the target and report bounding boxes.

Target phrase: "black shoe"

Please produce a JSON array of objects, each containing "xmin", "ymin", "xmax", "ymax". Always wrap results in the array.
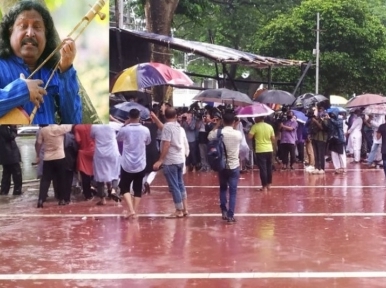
[
  {"xmin": 227, "ymin": 217, "xmax": 236, "ymax": 224},
  {"xmin": 58, "ymin": 200, "xmax": 66, "ymax": 206},
  {"xmin": 37, "ymin": 200, "xmax": 44, "ymax": 208},
  {"xmin": 13, "ymin": 192, "xmax": 22, "ymax": 196},
  {"xmin": 110, "ymin": 193, "xmax": 121, "ymax": 203},
  {"xmin": 0, "ymin": 191, "xmax": 9, "ymax": 195},
  {"xmin": 221, "ymin": 210, "xmax": 228, "ymax": 220}
]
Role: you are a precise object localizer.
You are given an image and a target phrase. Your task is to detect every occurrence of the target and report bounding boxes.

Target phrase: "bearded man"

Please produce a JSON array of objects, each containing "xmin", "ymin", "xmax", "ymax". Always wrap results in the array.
[{"xmin": 0, "ymin": 1, "xmax": 81, "ymax": 124}]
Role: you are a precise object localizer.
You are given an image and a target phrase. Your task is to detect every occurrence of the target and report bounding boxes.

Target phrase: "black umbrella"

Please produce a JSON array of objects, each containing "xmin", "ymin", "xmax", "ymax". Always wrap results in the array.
[
  {"xmin": 192, "ymin": 88, "xmax": 253, "ymax": 107},
  {"xmin": 293, "ymin": 93, "xmax": 330, "ymax": 109},
  {"xmin": 110, "ymin": 101, "xmax": 150, "ymax": 122},
  {"xmin": 254, "ymin": 90, "xmax": 295, "ymax": 106}
]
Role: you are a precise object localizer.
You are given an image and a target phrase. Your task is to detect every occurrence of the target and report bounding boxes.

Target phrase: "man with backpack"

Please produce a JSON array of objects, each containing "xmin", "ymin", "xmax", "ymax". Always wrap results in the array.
[{"xmin": 207, "ymin": 111, "xmax": 242, "ymax": 224}]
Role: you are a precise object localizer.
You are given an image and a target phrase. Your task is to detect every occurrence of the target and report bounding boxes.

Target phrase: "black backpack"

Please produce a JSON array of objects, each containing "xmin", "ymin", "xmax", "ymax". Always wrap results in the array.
[{"xmin": 207, "ymin": 129, "xmax": 228, "ymax": 172}]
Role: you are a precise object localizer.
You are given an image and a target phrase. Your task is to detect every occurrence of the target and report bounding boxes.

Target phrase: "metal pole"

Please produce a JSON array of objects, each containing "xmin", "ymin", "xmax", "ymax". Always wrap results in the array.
[{"xmin": 316, "ymin": 12, "xmax": 320, "ymax": 94}]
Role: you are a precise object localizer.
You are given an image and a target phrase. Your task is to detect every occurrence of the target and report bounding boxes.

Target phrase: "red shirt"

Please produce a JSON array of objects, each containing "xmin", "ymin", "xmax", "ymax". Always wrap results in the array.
[{"xmin": 74, "ymin": 125, "xmax": 95, "ymax": 175}]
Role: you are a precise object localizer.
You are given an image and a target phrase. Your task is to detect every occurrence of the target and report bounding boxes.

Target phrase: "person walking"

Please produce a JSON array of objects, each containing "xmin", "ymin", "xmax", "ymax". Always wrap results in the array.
[
  {"xmin": 153, "ymin": 107, "xmax": 189, "ymax": 218},
  {"xmin": 208, "ymin": 111, "xmax": 242, "ymax": 224},
  {"xmin": 248, "ymin": 116, "xmax": 275, "ymax": 192},
  {"xmin": 90, "ymin": 124, "xmax": 121, "ymax": 206},
  {"xmin": 74, "ymin": 124, "xmax": 95, "ymax": 201},
  {"xmin": 278, "ymin": 110, "xmax": 298, "ymax": 170},
  {"xmin": 326, "ymin": 109, "xmax": 346, "ymax": 174},
  {"xmin": 0, "ymin": 125, "xmax": 22, "ymax": 196},
  {"xmin": 36, "ymin": 124, "xmax": 72, "ymax": 207},
  {"xmin": 117, "ymin": 109, "xmax": 151, "ymax": 218}
]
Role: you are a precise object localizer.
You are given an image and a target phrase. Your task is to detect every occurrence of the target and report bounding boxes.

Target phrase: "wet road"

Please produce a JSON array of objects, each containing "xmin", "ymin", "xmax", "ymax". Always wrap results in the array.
[{"xmin": 1, "ymin": 164, "xmax": 386, "ymax": 287}]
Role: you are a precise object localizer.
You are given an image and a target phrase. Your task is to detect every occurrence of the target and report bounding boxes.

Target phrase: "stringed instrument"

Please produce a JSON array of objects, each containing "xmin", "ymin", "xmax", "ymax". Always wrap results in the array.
[{"xmin": 0, "ymin": 0, "xmax": 106, "ymax": 124}]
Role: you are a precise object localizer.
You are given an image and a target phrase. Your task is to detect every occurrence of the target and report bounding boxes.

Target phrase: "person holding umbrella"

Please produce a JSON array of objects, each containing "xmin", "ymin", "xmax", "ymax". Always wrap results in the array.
[{"xmin": 326, "ymin": 108, "xmax": 346, "ymax": 174}]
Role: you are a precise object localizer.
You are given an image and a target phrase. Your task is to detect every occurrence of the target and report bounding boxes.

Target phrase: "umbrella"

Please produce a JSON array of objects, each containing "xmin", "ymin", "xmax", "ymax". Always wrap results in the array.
[
  {"xmin": 363, "ymin": 104, "xmax": 386, "ymax": 115},
  {"xmin": 254, "ymin": 90, "xmax": 295, "ymax": 106},
  {"xmin": 292, "ymin": 110, "xmax": 307, "ymax": 124},
  {"xmin": 330, "ymin": 106, "xmax": 347, "ymax": 113},
  {"xmin": 330, "ymin": 95, "xmax": 348, "ymax": 105},
  {"xmin": 236, "ymin": 102, "xmax": 274, "ymax": 118},
  {"xmin": 192, "ymin": 88, "xmax": 253, "ymax": 107},
  {"xmin": 111, "ymin": 62, "xmax": 193, "ymax": 93},
  {"xmin": 109, "ymin": 102, "xmax": 150, "ymax": 122},
  {"xmin": 293, "ymin": 93, "xmax": 329, "ymax": 109},
  {"xmin": 346, "ymin": 94, "xmax": 386, "ymax": 108}
]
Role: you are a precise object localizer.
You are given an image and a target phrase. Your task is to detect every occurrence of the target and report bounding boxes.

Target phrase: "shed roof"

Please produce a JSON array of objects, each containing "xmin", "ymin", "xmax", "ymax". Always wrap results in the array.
[{"xmin": 111, "ymin": 28, "xmax": 305, "ymax": 69}]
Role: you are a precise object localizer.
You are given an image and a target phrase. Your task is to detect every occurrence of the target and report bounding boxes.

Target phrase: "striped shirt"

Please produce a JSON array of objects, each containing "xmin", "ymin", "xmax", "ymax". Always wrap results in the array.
[
  {"xmin": 0, "ymin": 55, "xmax": 82, "ymax": 124},
  {"xmin": 208, "ymin": 126, "xmax": 242, "ymax": 170}
]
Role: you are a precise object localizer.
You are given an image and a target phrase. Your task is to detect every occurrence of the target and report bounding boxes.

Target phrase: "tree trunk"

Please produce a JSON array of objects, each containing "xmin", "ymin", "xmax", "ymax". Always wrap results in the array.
[
  {"xmin": 0, "ymin": 0, "xmax": 102, "ymax": 124},
  {"xmin": 145, "ymin": 0, "xmax": 179, "ymax": 103}
]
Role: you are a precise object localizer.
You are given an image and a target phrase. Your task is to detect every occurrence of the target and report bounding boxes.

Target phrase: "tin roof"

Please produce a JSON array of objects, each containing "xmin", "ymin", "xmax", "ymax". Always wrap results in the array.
[{"xmin": 111, "ymin": 28, "xmax": 305, "ymax": 69}]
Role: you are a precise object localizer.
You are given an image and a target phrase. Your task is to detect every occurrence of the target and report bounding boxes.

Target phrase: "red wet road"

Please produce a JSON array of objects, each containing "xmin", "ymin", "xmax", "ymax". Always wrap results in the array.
[{"xmin": 1, "ymin": 164, "xmax": 386, "ymax": 288}]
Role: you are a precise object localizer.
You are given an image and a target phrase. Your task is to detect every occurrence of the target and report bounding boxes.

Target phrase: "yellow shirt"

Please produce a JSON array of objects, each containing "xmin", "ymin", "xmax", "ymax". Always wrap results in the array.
[{"xmin": 249, "ymin": 122, "xmax": 274, "ymax": 153}]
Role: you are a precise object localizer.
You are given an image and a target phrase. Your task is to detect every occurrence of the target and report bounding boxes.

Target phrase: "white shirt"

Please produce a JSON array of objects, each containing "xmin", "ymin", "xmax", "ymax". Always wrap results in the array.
[
  {"xmin": 208, "ymin": 126, "xmax": 242, "ymax": 170},
  {"xmin": 117, "ymin": 123, "xmax": 151, "ymax": 173},
  {"xmin": 348, "ymin": 116, "xmax": 363, "ymax": 134}
]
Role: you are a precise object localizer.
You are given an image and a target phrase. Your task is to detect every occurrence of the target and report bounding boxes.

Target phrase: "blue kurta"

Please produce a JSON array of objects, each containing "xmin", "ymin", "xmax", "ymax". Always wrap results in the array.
[
  {"xmin": 90, "ymin": 125, "xmax": 120, "ymax": 182},
  {"xmin": 0, "ymin": 55, "xmax": 82, "ymax": 124}
]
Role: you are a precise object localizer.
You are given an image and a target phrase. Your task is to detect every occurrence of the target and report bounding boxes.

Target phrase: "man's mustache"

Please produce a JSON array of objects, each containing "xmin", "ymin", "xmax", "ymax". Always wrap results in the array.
[{"xmin": 21, "ymin": 37, "xmax": 38, "ymax": 46}]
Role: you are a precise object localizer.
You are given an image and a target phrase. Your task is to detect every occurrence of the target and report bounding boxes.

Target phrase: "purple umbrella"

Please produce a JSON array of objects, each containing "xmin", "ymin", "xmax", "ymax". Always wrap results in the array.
[{"xmin": 236, "ymin": 102, "xmax": 274, "ymax": 118}]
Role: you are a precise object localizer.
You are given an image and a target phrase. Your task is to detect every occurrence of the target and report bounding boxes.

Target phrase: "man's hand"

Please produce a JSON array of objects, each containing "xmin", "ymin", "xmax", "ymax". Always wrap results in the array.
[
  {"xmin": 153, "ymin": 160, "xmax": 163, "ymax": 171},
  {"xmin": 20, "ymin": 73, "xmax": 46, "ymax": 108},
  {"xmin": 59, "ymin": 37, "xmax": 76, "ymax": 73}
]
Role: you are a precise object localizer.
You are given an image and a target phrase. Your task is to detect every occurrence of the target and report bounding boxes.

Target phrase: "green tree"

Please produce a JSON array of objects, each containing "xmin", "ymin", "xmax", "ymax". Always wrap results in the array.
[
  {"xmin": 257, "ymin": 0, "xmax": 386, "ymax": 96},
  {"xmin": 173, "ymin": 0, "xmax": 303, "ymax": 82}
]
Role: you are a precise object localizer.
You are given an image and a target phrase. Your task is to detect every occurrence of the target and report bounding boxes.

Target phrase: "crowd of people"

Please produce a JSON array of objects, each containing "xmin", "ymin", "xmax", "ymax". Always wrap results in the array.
[{"xmin": 1, "ymin": 99, "xmax": 386, "ymax": 224}]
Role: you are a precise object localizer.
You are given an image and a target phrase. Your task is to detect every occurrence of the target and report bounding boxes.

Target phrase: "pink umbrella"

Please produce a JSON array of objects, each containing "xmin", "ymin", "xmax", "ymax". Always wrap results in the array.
[
  {"xmin": 236, "ymin": 102, "xmax": 274, "ymax": 118},
  {"xmin": 346, "ymin": 94, "xmax": 386, "ymax": 108}
]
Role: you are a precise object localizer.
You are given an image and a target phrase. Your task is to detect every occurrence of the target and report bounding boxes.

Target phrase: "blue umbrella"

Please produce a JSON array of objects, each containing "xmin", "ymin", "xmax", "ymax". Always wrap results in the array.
[
  {"xmin": 110, "ymin": 101, "xmax": 150, "ymax": 122},
  {"xmin": 292, "ymin": 110, "xmax": 307, "ymax": 124},
  {"xmin": 329, "ymin": 106, "xmax": 346, "ymax": 113}
]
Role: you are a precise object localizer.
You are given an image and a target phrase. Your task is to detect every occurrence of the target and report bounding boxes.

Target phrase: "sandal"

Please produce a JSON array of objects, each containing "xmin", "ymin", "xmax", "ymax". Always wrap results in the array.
[
  {"xmin": 166, "ymin": 212, "xmax": 184, "ymax": 219},
  {"xmin": 183, "ymin": 211, "xmax": 189, "ymax": 217},
  {"xmin": 110, "ymin": 192, "xmax": 121, "ymax": 203}
]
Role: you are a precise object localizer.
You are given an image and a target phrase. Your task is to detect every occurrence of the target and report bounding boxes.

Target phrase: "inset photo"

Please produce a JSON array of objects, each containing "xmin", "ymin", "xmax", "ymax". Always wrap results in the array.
[{"xmin": 0, "ymin": 0, "xmax": 109, "ymax": 124}]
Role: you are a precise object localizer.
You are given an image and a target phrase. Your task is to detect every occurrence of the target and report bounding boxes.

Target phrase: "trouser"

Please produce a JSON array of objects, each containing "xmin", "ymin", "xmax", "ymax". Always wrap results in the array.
[
  {"xmin": 331, "ymin": 150, "xmax": 346, "ymax": 170},
  {"xmin": 383, "ymin": 154, "xmax": 386, "ymax": 177},
  {"xmin": 186, "ymin": 141, "xmax": 197, "ymax": 166},
  {"xmin": 38, "ymin": 159, "xmax": 66, "ymax": 202},
  {"xmin": 62, "ymin": 170, "xmax": 74, "ymax": 202},
  {"xmin": 255, "ymin": 152, "xmax": 273, "ymax": 187},
  {"xmin": 96, "ymin": 180, "xmax": 119, "ymax": 198},
  {"xmin": 119, "ymin": 168, "xmax": 145, "ymax": 198},
  {"xmin": 312, "ymin": 140, "xmax": 326, "ymax": 170},
  {"xmin": 80, "ymin": 171, "xmax": 93, "ymax": 199},
  {"xmin": 198, "ymin": 143, "xmax": 209, "ymax": 169},
  {"xmin": 280, "ymin": 143, "xmax": 296, "ymax": 167},
  {"xmin": 163, "ymin": 163, "xmax": 186, "ymax": 210},
  {"xmin": 305, "ymin": 139, "xmax": 315, "ymax": 166},
  {"xmin": 367, "ymin": 143, "xmax": 381, "ymax": 164},
  {"xmin": 296, "ymin": 142, "xmax": 305, "ymax": 162},
  {"xmin": 218, "ymin": 167, "xmax": 240, "ymax": 218},
  {"xmin": 349, "ymin": 132, "xmax": 362, "ymax": 162},
  {"xmin": 0, "ymin": 163, "xmax": 22, "ymax": 195}
]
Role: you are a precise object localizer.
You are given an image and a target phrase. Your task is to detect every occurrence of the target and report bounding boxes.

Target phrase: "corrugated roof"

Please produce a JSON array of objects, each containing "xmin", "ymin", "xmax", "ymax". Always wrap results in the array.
[{"xmin": 111, "ymin": 28, "xmax": 305, "ymax": 69}]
